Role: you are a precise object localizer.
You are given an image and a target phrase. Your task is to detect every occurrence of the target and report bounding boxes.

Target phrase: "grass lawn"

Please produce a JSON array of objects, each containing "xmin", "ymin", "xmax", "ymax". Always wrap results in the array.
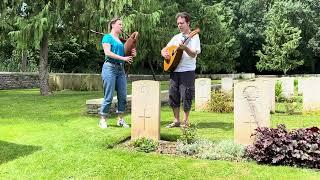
[{"xmin": 0, "ymin": 89, "xmax": 320, "ymax": 179}]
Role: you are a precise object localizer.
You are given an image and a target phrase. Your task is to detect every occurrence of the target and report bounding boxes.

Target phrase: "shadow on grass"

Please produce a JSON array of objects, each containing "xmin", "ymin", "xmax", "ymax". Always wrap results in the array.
[
  {"xmin": 196, "ymin": 122, "xmax": 233, "ymax": 130},
  {"xmin": 161, "ymin": 120, "xmax": 171, "ymax": 126},
  {"xmin": 106, "ymin": 136, "xmax": 131, "ymax": 149},
  {"xmin": 160, "ymin": 133, "xmax": 180, "ymax": 142},
  {"xmin": 274, "ymin": 110, "xmax": 303, "ymax": 115},
  {"xmin": 161, "ymin": 120, "xmax": 233, "ymax": 130},
  {"xmin": 0, "ymin": 141, "xmax": 42, "ymax": 165}
]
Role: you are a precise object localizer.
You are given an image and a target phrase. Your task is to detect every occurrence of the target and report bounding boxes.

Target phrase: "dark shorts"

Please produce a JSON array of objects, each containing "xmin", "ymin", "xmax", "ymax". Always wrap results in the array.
[{"xmin": 169, "ymin": 71, "xmax": 195, "ymax": 112}]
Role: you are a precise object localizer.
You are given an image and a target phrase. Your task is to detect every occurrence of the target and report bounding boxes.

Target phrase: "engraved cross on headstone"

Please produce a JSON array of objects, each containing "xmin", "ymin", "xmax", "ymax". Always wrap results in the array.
[
  {"xmin": 138, "ymin": 108, "xmax": 151, "ymax": 131},
  {"xmin": 137, "ymin": 86, "xmax": 151, "ymax": 131}
]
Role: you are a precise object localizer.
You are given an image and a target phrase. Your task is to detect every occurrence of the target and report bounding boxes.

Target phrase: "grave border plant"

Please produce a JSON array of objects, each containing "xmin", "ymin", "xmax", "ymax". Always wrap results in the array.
[{"xmin": 246, "ymin": 124, "xmax": 320, "ymax": 169}]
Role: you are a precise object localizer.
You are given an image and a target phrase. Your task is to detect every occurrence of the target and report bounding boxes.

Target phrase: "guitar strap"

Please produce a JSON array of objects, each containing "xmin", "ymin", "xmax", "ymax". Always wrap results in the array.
[{"xmin": 182, "ymin": 34, "xmax": 191, "ymax": 45}]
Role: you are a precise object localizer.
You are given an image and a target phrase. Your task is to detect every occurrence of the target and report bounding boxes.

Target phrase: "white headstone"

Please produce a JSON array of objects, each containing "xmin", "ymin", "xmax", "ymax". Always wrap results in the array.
[
  {"xmin": 256, "ymin": 78, "xmax": 276, "ymax": 113},
  {"xmin": 280, "ymin": 77, "xmax": 294, "ymax": 99},
  {"xmin": 221, "ymin": 77, "xmax": 233, "ymax": 93},
  {"xmin": 234, "ymin": 81, "xmax": 271, "ymax": 145},
  {"xmin": 195, "ymin": 78, "xmax": 211, "ymax": 111},
  {"xmin": 131, "ymin": 80, "xmax": 160, "ymax": 141},
  {"xmin": 303, "ymin": 78, "xmax": 320, "ymax": 113}
]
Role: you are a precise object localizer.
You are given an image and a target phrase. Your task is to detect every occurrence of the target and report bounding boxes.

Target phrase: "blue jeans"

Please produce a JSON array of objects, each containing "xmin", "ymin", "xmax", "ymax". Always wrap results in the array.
[{"xmin": 100, "ymin": 62, "xmax": 127, "ymax": 116}]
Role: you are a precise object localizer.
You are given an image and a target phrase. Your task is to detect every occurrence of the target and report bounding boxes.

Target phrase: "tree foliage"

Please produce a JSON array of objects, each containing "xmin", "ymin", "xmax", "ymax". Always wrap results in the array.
[
  {"xmin": 198, "ymin": 2, "xmax": 240, "ymax": 73},
  {"xmin": 1, "ymin": 0, "xmax": 320, "ymax": 79},
  {"xmin": 256, "ymin": 0, "xmax": 303, "ymax": 74}
]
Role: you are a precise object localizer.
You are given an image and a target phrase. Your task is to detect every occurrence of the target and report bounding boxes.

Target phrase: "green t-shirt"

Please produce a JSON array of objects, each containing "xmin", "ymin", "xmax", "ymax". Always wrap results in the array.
[{"xmin": 101, "ymin": 34, "xmax": 124, "ymax": 64}]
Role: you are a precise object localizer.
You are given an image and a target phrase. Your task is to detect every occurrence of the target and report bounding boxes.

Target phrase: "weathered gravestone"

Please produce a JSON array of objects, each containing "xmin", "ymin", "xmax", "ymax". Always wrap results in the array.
[
  {"xmin": 303, "ymin": 78, "xmax": 320, "ymax": 113},
  {"xmin": 256, "ymin": 78, "xmax": 276, "ymax": 113},
  {"xmin": 221, "ymin": 77, "xmax": 233, "ymax": 93},
  {"xmin": 195, "ymin": 78, "xmax": 211, "ymax": 111},
  {"xmin": 279, "ymin": 77, "xmax": 294, "ymax": 99},
  {"xmin": 131, "ymin": 80, "xmax": 160, "ymax": 141},
  {"xmin": 234, "ymin": 81, "xmax": 270, "ymax": 145}
]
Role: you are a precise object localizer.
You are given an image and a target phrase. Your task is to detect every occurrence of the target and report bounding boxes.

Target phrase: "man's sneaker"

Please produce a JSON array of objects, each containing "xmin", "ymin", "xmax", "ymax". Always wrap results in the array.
[
  {"xmin": 99, "ymin": 119, "xmax": 107, "ymax": 129},
  {"xmin": 117, "ymin": 119, "xmax": 130, "ymax": 128}
]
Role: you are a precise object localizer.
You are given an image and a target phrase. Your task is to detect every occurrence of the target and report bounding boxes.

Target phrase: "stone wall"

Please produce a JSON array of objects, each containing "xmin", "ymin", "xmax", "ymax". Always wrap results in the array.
[
  {"xmin": 86, "ymin": 90, "xmax": 170, "ymax": 115},
  {"xmin": 0, "ymin": 72, "xmax": 39, "ymax": 90},
  {"xmin": 0, "ymin": 72, "xmax": 254, "ymax": 90}
]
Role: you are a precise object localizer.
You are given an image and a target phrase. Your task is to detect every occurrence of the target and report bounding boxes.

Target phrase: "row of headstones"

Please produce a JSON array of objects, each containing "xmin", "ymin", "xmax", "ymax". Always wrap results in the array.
[
  {"xmin": 198, "ymin": 77, "xmax": 320, "ymax": 144},
  {"xmin": 194, "ymin": 77, "xmax": 275, "ymax": 112},
  {"xmin": 131, "ymin": 77, "xmax": 320, "ymax": 145},
  {"xmin": 232, "ymin": 77, "xmax": 320, "ymax": 144},
  {"xmin": 213, "ymin": 77, "xmax": 320, "ymax": 112},
  {"xmin": 272, "ymin": 77, "xmax": 320, "ymax": 112},
  {"xmin": 130, "ymin": 79, "xmax": 238, "ymax": 142}
]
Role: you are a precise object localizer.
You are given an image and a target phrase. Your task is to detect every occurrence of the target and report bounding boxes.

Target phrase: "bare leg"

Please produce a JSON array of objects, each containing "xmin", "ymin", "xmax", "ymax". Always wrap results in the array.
[
  {"xmin": 173, "ymin": 107, "xmax": 180, "ymax": 123},
  {"xmin": 117, "ymin": 113, "xmax": 124, "ymax": 121},
  {"xmin": 183, "ymin": 111, "xmax": 190, "ymax": 126}
]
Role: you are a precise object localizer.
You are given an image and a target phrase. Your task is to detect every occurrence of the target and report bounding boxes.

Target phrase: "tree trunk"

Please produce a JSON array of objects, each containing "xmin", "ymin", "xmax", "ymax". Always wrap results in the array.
[
  {"xmin": 147, "ymin": 57, "xmax": 157, "ymax": 81},
  {"xmin": 39, "ymin": 32, "xmax": 50, "ymax": 96},
  {"xmin": 21, "ymin": 49, "xmax": 27, "ymax": 72},
  {"xmin": 311, "ymin": 59, "xmax": 316, "ymax": 73}
]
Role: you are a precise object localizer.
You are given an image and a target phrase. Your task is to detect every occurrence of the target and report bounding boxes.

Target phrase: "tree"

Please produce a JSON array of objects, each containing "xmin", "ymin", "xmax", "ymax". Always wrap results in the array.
[
  {"xmin": 277, "ymin": 0, "xmax": 316, "ymax": 73},
  {"xmin": 0, "ymin": 0, "xmax": 143, "ymax": 95},
  {"xmin": 305, "ymin": 0, "xmax": 320, "ymax": 72},
  {"xmin": 226, "ymin": 0, "xmax": 274, "ymax": 73},
  {"xmin": 121, "ymin": 0, "xmax": 164, "ymax": 78},
  {"xmin": 197, "ymin": 2, "xmax": 240, "ymax": 73},
  {"xmin": 308, "ymin": 28, "xmax": 320, "ymax": 57},
  {"xmin": 256, "ymin": 1, "xmax": 303, "ymax": 74},
  {"xmin": 0, "ymin": 1, "xmax": 26, "ymax": 72}
]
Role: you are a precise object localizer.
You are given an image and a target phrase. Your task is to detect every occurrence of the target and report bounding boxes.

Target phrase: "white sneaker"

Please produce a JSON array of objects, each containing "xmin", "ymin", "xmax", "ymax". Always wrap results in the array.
[
  {"xmin": 117, "ymin": 119, "xmax": 130, "ymax": 128},
  {"xmin": 99, "ymin": 120, "xmax": 107, "ymax": 129}
]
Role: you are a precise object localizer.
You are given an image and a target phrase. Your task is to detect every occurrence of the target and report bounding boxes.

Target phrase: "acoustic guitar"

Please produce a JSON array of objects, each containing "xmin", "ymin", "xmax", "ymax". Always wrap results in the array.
[{"xmin": 163, "ymin": 28, "xmax": 200, "ymax": 72}]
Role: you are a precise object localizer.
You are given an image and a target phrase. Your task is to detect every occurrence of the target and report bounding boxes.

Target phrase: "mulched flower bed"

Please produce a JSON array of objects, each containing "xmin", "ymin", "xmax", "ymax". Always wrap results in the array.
[{"xmin": 116, "ymin": 140, "xmax": 178, "ymax": 155}]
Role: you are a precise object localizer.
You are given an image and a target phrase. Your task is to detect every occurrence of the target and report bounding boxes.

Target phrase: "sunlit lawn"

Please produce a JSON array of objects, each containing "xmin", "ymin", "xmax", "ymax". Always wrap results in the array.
[{"xmin": 0, "ymin": 89, "xmax": 319, "ymax": 179}]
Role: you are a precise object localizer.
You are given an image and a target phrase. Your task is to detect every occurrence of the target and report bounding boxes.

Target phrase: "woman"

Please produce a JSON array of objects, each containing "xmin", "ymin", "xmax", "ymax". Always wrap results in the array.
[{"xmin": 99, "ymin": 17, "xmax": 137, "ymax": 128}]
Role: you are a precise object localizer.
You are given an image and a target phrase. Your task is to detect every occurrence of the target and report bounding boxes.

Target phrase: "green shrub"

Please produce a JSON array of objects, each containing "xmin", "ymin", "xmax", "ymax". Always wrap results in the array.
[
  {"xmin": 132, "ymin": 137, "xmax": 158, "ymax": 153},
  {"xmin": 179, "ymin": 123, "xmax": 198, "ymax": 144},
  {"xmin": 294, "ymin": 79, "xmax": 298, "ymax": 87},
  {"xmin": 196, "ymin": 140, "xmax": 245, "ymax": 161},
  {"xmin": 284, "ymin": 97, "xmax": 298, "ymax": 115},
  {"xmin": 275, "ymin": 81, "xmax": 285, "ymax": 102},
  {"xmin": 206, "ymin": 90, "xmax": 233, "ymax": 113},
  {"xmin": 246, "ymin": 125, "xmax": 320, "ymax": 169},
  {"xmin": 176, "ymin": 139, "xmax": 207, "ymax": 155},
  {"xmin": 176, "ymin": 139, "xmax": 246, "ymax": 161}
]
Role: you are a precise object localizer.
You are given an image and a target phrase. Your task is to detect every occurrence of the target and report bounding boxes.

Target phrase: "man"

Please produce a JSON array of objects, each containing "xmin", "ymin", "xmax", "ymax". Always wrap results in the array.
[{"xmin": 161, "ymin": 12, "xmax": 201, "ymax": 128}]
